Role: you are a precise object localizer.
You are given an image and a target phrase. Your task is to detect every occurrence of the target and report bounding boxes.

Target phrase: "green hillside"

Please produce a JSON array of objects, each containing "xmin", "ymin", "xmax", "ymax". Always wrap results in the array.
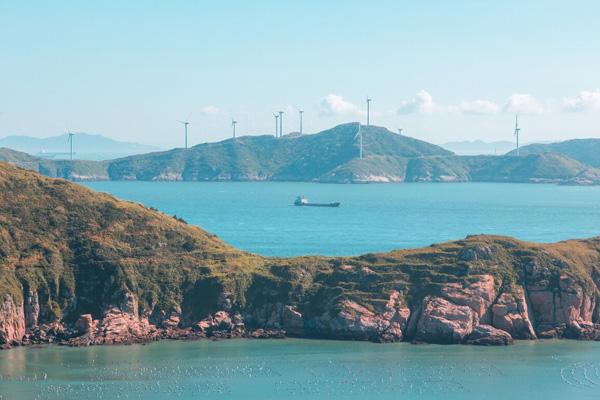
[
  {"xmin": 3, "ymin": 126, "xmax": 600, "ymax": 185},
  {"xmin": 107, "ymin": 123, "xmax": 452, "ymax": 181},
  {"xmin": 507, "ymin": 139, "xmax": 600, "ymax": 168},
  {"xmin": 0, "ymin": 147, "xmax": 109, "ymax": 180}
]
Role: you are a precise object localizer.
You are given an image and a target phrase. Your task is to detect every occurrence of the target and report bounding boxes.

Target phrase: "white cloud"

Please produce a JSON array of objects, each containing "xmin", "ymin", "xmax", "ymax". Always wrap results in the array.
[
  {"xmin": 460, "ymin": 99, "xmax": 500, "ymax": 115},
  {"xmin": 562, "ymin": 89, "xmax": 600, "ymax": 112},
  {"xmin": 201, "ymin": 105, "xmax": 220, "ymax": 115},
  {"xmin": 503, "ymin": 93, "xmax": 544, "ymax": 114},
  {"xmin": 396, "ymin": 90, "xmax": 456, "ymax": 115},
  {"xmin": 397, "ymin": 90, "xmax": 437, "ymax": 114},
  {"xmin": 319, "ymin": 94, "xmax": 360, "ymax": 116}
]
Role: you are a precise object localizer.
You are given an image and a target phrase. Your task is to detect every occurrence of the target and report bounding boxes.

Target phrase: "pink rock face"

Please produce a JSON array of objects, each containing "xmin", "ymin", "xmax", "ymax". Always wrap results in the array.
[
  {"xmin": 196, "ymin": 311, "xmax": 234, "ymax": 333},
  {"xmin": 492, "ymin": 289, "xmax": 536, "ymax": 339},
  {"xmin": 441, "ymin": 275, "xmax": 496, "ymax": 322},
  {"xmin": 415, "ymin": 296, "xmax": 478, "ymax": 343},
  {"xmin": 315, "ymin": 291, "xmax": 410, "ymax": 342},
  {"xmin": 0, "ymin": 295, "xmax": 25, "ymax": 345},
  {"xmin": 92, "ymin": 307, "xmax": 157, "ymax": 345},
  {"xmin": 466, "ymin": 324, "xmax": 513, "ymax": 346},
  {"xmin": 70, "ymin": 293, "xmax": 158, "ymax": 346},
  {"xmin": 528, "ymin": 275, "xmax": 595, "ymax": 329}
]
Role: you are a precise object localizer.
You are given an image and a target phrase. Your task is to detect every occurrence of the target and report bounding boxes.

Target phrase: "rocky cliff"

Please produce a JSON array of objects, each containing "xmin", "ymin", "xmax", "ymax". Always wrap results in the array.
[{"xmin": 1, "ymin": 162, "xmax": 600, "ymax": 348}]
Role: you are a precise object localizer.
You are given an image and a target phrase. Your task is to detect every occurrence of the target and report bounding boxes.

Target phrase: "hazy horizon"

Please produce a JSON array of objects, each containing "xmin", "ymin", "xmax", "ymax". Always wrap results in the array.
[{"xmin": 2, "ymin": 1, "xmax": 600, "ymax": 147}]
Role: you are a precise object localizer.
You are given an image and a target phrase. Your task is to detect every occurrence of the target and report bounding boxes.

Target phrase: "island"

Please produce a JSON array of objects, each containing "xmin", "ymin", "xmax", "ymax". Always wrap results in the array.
[
  {"xmin": 1, "ymin": 162, "xmax": 599, "ymax": 349},
  {"xmin": 2, "ymin": 123, "xmax": 600, "ymax": 184}
]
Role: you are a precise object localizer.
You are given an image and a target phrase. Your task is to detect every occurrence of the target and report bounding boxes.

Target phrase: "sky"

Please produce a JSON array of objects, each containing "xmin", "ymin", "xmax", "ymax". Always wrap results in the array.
[{"xmin": 1, "ymin": 0, "xmax": 600, "ymax": 148}]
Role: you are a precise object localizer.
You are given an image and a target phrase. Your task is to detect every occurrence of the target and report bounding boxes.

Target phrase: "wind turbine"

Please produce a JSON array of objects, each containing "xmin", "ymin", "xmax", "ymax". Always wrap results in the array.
[
  {"xmin": 232, "ymin": 119, "xmax": 237, "ymax": 139},
  {"xmin": 273, "ymin": 113, "xmax": 279, "ymax": 137},
  {"xmin": 366, "ymin": 97, "xmax": 372, "ymax": 126},
  {"xmin": 398, "ymin": 128, "xmax": 403, "ymax": 135},
  {"xmin": 278, "ymin": 111, "xmax": 284, "ymax": 138},
  {"xmin": 67, "ymin": 132, "xmax": 75, "ymax": 161},
  {"xmin": 354, "ymin": 123, "xmax": 363, "ymax": 160},
  {"xmin": 177, "ymin": 120, "xmax": 190, "ymax": 149},
  {"xmin": 299, "ymin": 110, "xmax": 304, "ymax": 135},
  {"xmin": 514, "ymin": 115, "xmax": 520, "ymax": 156}
]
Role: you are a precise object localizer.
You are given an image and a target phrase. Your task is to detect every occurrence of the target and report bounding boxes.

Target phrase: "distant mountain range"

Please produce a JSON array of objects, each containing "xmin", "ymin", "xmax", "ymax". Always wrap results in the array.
[
  {"xmin": 0, "ymin": 133, "xmax": 160, "ymax": 160},
  {"xmin": 440, "ymin": 140, "xmax": 516, "ymax": 155},
  {"xmin": 2, "ymin": 123, "xmax": 600, "ymax": 184}
]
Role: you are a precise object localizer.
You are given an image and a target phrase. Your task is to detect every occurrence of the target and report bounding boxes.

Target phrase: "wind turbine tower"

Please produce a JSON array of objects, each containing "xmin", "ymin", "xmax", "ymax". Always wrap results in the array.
[
  {"xmin": 514, "ymin": 115, "xmax": 520, "ymax": 156},
  {"xmin": 299, "ymin": 110, "xmax": 304, "ymax": 135},
  {"xmin": 273, "ymin": 113, "xmax": 279, "ymax": 137},
  {"xmin": 366, "ymin": 97, "xmax": 372, "ymax": 126},
  {"xmin": 354, "ymin": 123, "xmax": 363, "ymax": 160},
  {"xmin": 178, "ymin": 120, "xmax": 190, "ymax": 149},
  {"xmin": 278, "ymin": 111, "xmax": 284, "ymax": 138},
  {"xmin": 67, "ymin": 132, "xmax": 75, "ymax": 161},
  {"xmin": 232, "ymin": 119, "xmax": 237, "ymax": 139}
]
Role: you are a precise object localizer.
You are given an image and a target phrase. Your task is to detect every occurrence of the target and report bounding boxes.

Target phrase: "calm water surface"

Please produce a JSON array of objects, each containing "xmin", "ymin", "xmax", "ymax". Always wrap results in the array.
[
  {"xmin": 83, "ymin": 181, "xmax": 600, "ymax": 256},
  {"xmin": 1, "ymin": 340, "xmax": 599, "ymax": 400},
  {"xmin": 3, "ymin": 182, "xmax": 600, "ymax": 399}
]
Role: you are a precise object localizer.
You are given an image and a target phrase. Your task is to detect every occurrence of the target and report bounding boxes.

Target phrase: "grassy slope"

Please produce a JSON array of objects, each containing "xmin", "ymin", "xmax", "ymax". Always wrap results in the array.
[
  {"xmin": 508, "ymin": 139, "xmax": 600, "ymax": 168},
  {"xmin": 2, "ymin": 163, "xmax": 600, "ymax": 330}
]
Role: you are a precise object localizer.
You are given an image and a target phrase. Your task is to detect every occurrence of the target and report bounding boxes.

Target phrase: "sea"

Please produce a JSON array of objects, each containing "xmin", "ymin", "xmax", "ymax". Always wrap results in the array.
[{"xmin": 2, "ymin": 181, "xmax": 600, "ymax": 399}]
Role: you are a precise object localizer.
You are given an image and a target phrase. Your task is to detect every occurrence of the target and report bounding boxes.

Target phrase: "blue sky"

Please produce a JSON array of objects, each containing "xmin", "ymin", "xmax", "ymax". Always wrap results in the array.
[{"xmin": 1, "ymin": 0, "xmax": 600, "ymax": 147}]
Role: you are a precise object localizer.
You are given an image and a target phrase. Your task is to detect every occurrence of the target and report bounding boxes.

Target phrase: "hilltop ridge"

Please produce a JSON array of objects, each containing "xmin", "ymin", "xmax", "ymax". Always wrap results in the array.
[{"xmin": 507, "ymin": 139, "xmax": 600, "ymax": 168}]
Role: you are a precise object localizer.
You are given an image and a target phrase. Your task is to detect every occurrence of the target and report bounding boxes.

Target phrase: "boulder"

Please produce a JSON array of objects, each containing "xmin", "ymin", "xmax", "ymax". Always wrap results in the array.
[
  {"xmin": 465, "ymin": 324, "xmax": 513, "ymax": 345},
  {"xmin": 458, "ymin": 245, "xmax": 494, "ymax": 261},
  {"xmin": 492, "ymin": 288, "xmax": 537, "ymax": 339},
  {"xmin": 441, "ymin": 275, "xmax": 496, "ymax": 322},
  {"xmin": 415, "ymin": 296, "xmax": 478, "ymax": 344},
  {"xmin": 313, "ymin": 291, "xmax": 410, "ymax": 342},
  {"xmin": 75, "ymin": 314, "xmax": 96, "ymax": 334}
]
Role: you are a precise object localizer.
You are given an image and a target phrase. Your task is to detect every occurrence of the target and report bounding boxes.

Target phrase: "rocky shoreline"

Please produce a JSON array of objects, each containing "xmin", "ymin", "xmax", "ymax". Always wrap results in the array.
[{"xmin": 3, "ymin": 270, "xmax": 600, "ymax": 350}]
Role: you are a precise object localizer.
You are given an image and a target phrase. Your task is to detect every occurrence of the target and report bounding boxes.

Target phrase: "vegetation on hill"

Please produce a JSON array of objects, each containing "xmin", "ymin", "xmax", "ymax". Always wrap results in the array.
[
  {"xmin": 106, "ymin": 123, "xmax": 452, "ymax": 181},
  {"xmin": 507, "ymin": 139, "xmax": 600, "ymax": 168},
  {"xmin": 2, "ymin": 125, "xmax": 600, "ymax": 184},
  {"xmin": 0, "ymin": 148, "xmax": 109, "ymax": 180}
]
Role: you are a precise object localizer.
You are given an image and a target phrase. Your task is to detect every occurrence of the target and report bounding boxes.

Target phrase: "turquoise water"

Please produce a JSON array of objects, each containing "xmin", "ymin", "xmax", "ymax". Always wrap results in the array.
[
  {"xmin": 83, "ymin": 181, "xmax": 600, "ymax": 256},
  {"xmin": 1, "ymin": 340, "xmax": 599, "ymax": 399},
  {"xmin": 4, "ymin": 181, "xmax": 600, "ymax": 399}
]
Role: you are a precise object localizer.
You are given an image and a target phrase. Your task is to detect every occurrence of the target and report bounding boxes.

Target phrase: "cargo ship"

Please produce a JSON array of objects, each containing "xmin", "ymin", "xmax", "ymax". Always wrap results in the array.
[{"xmin": 294, "ymin": 195, "xmax": 340, "ymax": 208}]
